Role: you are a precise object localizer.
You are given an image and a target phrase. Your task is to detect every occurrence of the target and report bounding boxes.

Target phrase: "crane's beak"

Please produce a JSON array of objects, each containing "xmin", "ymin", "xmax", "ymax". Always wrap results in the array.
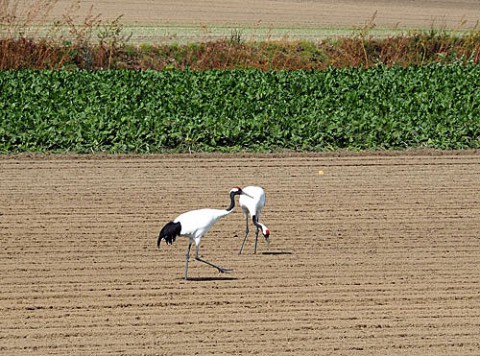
[{"xmin": 241, "ymin": 191, "xmax": 254, "ymax": 199}]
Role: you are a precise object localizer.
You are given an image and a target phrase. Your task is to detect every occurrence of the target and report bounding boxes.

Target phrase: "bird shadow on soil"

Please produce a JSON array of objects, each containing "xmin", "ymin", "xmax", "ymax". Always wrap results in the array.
[
  {"xmin": 183, "ymin": 276, "xmax": 239, "ymax": 282},
  {"xmin": 261, "ymin": 251, "xmax": 293, "ymax": 255}
]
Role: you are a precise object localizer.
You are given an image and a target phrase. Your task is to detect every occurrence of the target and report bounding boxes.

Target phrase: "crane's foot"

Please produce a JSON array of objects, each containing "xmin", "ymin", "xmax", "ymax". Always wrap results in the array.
[
  {"xmin": 218, "ymin": 267, "xmax": 233, "ymax": 274},
  {"xmin": 195, "ymin": 256, "xmax": 232, "ymax": 274}
]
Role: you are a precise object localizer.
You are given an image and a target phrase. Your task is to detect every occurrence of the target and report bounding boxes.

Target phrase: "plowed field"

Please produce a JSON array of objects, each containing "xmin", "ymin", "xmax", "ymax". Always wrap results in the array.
[
  {"xmin": 16, "ymin": 0, "xmax": 480, "ymax": 42},
  {"xmin": 46, "ymin": 0, "xmax": 480, "ymax": 28},
  {"xmin": 1, "ymin": 152, "xmax": 480, "ymax": 355}
]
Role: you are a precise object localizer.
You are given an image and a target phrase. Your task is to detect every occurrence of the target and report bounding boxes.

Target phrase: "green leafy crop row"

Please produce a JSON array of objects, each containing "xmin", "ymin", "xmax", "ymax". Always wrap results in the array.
[{"xmin": 1, "ymin": 66, "xmax": 479, "ymax": 153}]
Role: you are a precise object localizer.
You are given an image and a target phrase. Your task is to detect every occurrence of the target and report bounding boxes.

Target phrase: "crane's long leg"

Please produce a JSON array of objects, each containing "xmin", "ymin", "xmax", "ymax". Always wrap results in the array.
[
  {"xmin": 254, "ymin": 225, "xmax": 260, "ymax": 254},
  {"xmin": 238, "ymin": 214, "xmax": 250, "ymax": 255},
  {"xmin": 185, "ymin": 240, "xmax": 193, "ymax": 280},
  {"xmin": 195, "ymin": 244, "xmax": 232, "ymax": 274},
  {"xmin": 252, "ymin": 215, "xmax": 262, "ymax": 254}
]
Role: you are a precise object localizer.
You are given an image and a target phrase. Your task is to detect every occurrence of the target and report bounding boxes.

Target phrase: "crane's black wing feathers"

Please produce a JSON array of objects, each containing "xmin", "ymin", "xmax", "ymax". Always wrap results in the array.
[{"xmin": 158, "ymin": 221, "xmax": 182, "ymax": 247}]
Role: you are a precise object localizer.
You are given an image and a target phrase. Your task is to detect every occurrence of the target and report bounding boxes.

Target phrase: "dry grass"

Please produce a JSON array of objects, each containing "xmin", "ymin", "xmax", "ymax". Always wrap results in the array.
[
  {"xmin": 0, "ymin": 0, "xmax": 130, "ymax": 69},
  {"xmin": 1, "ymin": 0, "xmax": 480, "ymax": 69}
]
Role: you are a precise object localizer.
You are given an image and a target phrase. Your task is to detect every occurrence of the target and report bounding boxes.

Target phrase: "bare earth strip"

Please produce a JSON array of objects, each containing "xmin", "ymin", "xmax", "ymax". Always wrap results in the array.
[{"xmin": 1, "ymin": 152, "xmax": 480, "ymax": 355}]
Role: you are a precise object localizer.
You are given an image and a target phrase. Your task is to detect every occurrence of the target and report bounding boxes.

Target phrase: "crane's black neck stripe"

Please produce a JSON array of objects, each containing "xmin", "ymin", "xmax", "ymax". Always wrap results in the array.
[
  {"xmin": 226, "ymin": 191, "xmax": 237, "ymax": 211},
  {"xmin": 252, "ymin": 215, "xmax": 261, "ymax": 228}
]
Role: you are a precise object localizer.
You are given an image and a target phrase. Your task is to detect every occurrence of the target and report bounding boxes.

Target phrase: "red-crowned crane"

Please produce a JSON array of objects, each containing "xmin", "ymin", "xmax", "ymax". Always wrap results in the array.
[
  {"xmin": 157, "ymin": 187, "xmax": 251, "ymax": 280},
  {"xmin": 238, "ymin": 186, "xmax": 270, "ymax": 255}
]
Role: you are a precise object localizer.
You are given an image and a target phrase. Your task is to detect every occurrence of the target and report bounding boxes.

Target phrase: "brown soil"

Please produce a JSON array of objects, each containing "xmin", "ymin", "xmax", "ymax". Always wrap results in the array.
[{"xmin": 1, "ymin": 152, "xmax": 480, "ymax": 355}]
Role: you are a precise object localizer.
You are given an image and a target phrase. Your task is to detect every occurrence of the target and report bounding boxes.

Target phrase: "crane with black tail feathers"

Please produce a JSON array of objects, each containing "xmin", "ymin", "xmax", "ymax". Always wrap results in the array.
[
  {"xmin": 238, "ymin": 186, "xmax": 270, "ymax": 255},
  {"xmin": 157, "ymin": 187, "xmax": 252, "ymax": 280}
]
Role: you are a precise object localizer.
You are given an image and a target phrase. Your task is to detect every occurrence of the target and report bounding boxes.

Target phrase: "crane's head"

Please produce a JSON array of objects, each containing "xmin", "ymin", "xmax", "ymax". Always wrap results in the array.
[
  {"xmin": 257, "ymin": 222, "xmax": 270, "ymax": 249},
  {"xmin": 261, "ymin": 223, "xmax": 270, "ymax": 240},
  {"xmin": 230, "ymin": 186, "xmax": 243, "ymax": 195},
  {"xmin": 230, "ymin": 186, "xmax": 253, "ymax": 198}
]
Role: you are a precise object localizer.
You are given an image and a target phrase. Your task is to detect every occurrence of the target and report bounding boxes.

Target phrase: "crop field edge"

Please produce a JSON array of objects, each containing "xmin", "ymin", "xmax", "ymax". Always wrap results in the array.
[{"xmin": 2, "ymin": 148, "xmax": 480, "ymax": 162}]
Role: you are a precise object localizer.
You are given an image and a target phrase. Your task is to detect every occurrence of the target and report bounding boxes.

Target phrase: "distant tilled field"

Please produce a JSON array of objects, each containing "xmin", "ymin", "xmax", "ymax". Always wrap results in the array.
[
  {"xmin": 44, "ymin": 0, "xmax": 480, "ymax": 28},
  {"xmin": 13, "ymin": 0, "xmax": 480, "ymax": 42},
  {"xmin": 1, "ymin": 153, "xmax": 480, "ymax": 354}
]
